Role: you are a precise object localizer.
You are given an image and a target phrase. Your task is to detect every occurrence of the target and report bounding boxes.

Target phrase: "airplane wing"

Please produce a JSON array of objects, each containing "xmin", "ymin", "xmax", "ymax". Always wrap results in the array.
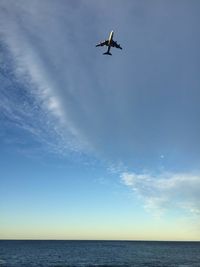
[
  {"xmin": 96, "ymin": 40, "xmax": 109, "ymax": 47},
  {"xmin": 111, "ymin": 40, "xmax": 122, "ymax": 49}
]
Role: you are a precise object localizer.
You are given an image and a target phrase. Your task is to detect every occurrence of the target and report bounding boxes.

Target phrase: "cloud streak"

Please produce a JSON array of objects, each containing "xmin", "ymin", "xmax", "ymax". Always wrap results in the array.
[
  {"xmin": 121, "ymin": 171, "xmax": 200, "ymax": 216},
  {"xmin": 0, "ymin": 41, "xmax": 80, "ymax": 156}
]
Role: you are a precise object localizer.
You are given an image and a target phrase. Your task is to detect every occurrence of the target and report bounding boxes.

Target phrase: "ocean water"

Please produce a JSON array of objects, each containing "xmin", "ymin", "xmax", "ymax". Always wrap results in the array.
[{"xmin": 0, "ymin": 240, "xmax": 200, "ymax": 267}]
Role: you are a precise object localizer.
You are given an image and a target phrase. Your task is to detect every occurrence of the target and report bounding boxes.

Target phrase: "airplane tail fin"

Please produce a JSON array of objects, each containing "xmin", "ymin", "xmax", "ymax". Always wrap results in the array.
[{"xmin": 103, "ymin": 51, "xmax": 112, "ymax": 56}]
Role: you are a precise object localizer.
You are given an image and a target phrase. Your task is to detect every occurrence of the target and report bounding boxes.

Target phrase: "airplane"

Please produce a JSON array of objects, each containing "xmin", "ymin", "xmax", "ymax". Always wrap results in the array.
[{"xmin": 96, "ymin": 31, "xmax": 122, "ymax": 56}]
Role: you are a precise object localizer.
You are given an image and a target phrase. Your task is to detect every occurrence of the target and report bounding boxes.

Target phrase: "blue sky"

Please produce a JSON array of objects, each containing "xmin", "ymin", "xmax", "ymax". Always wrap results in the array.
[{"xmin": 0, "ymin": 0, "xmax": 200, "ymax": 240}]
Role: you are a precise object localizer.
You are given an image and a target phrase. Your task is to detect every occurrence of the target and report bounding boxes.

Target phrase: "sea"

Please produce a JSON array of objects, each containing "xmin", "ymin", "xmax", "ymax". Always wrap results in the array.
[{"xmin": 0, "ymin": 240, "xmax": 200, "ymax": 267}]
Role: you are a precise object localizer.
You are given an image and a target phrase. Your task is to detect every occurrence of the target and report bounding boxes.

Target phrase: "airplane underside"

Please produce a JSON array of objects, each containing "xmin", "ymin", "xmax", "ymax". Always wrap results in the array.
[{"xmin": 96, "ymin": 31, "xmax": 122, "ymax": 56}]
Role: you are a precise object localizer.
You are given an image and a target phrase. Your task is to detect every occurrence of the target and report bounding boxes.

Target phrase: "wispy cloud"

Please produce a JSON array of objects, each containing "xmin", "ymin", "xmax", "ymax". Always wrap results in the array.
[
  {"xmin": 121, "ymin": 171, "xmax": 200, "ymax": 217},
  {"xmin": 0, "ymin": 1, "xmax": 91, "ymax": 155},
  {"xmin": 0, "ymin": 42, "xmax": 80, "ymax": 156}
]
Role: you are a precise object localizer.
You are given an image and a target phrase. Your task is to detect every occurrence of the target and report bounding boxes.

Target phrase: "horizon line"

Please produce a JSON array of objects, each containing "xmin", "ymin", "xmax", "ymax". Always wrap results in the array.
[{"xmin": 0, "ymin": 239, "xmax": 200, "ymax": 242}]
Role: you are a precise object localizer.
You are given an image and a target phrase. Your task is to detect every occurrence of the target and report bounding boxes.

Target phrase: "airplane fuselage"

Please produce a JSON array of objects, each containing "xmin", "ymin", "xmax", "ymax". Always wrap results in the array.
[
  {"xmin": 105, "ymin": 31, "xmax": 114, "ymax": 55},
  {"xmin": 108, "ymin": 31, "xmax": 114, "ymax": 46}
]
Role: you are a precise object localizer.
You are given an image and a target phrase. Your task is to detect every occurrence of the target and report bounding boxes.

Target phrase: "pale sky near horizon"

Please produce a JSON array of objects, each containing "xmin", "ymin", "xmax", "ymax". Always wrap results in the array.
[{"xmin": 1, "ymin": 0, "xmax": 200, "ymax": 240}]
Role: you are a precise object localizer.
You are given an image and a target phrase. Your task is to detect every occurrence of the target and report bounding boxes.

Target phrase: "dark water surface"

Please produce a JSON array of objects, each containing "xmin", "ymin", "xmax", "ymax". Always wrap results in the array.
[{"xmin": 0, "ymin": 240, "xmax": 200, "ymax": 267}]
